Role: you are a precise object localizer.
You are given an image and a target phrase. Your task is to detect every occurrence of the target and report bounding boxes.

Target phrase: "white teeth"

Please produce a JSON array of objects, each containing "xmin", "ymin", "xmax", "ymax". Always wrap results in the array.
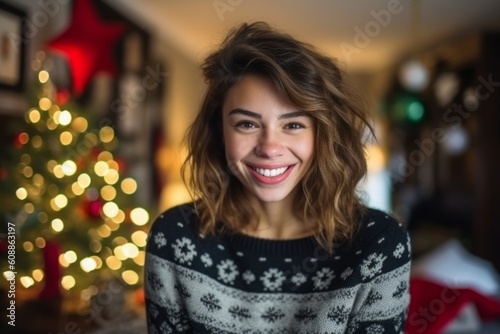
[{"xmin": 253, "ymin": 167, "xmax": 288, "ymax": 177}]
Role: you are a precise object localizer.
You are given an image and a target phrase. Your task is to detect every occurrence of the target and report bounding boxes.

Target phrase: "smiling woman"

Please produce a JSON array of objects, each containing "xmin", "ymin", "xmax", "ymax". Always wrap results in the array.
[{"xmin": 145, "ymin": 22, "xmax": 411, "ymax": 333}]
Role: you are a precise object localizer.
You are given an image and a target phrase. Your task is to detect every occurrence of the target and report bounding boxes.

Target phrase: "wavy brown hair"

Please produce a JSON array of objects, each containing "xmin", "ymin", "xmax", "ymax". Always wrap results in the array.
[{"xmin": 182, "ymin": 22, "xmax": 372, "ymax": 251}]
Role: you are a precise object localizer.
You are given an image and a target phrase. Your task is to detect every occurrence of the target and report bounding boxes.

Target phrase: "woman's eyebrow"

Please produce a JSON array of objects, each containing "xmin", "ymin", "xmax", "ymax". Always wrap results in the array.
[
  {"xmin": 228, "ymin": 109, "xmax": 309, "ymax": 120},
  {"xmin": 278, "ymin": 111, "xmax": 310, "ymax": 119},
  {"xmin": 228, "ymin": 108, "xmax": 261, "ymax": 119}
]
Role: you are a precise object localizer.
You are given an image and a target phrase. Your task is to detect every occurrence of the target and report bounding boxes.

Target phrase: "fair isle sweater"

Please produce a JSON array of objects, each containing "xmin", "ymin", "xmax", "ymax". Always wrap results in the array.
[{"xmin": 144, "ymin": 203, "xmax": 411, "ymax": 334}]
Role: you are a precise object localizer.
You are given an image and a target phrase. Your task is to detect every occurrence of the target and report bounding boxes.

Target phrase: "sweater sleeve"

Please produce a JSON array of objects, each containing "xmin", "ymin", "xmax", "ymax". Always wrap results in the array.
[
  {"xmin": 347, "ymin": 211, "xmax": 412, "ymax": 334},
  {"xmin": 144, "ymin": 205, "xmax": 194, "ymax": 334}
]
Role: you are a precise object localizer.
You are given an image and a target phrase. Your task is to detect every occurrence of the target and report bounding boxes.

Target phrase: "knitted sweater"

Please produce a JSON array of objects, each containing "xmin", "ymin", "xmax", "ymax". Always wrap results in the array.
[{"xmin": 145, "ymin": 203, "xmax": 411, "ymax": 334}]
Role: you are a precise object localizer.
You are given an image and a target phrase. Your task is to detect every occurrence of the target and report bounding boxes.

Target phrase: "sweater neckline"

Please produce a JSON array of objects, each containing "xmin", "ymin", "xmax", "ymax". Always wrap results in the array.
[{"xmin": 229, "ymin": 232, "xmax": 319, "ymax": 257}]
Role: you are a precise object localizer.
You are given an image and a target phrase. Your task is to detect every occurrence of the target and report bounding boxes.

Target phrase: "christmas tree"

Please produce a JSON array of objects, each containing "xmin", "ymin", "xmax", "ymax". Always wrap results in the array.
[{"xmin": 0, "ymin": 58, "xmax": 150, "ymax": 299}]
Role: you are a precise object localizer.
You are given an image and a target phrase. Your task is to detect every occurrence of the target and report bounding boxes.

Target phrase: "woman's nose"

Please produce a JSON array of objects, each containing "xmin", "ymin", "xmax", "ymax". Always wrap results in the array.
[{"xmin": 254, "ymin": 130, "xmax": 284, "ymax": 158}]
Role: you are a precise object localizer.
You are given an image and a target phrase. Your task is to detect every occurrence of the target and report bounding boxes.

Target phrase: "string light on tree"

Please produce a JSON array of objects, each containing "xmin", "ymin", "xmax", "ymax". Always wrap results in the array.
[{"xmin": 0, "ymin": 55, "xmax": 151, "ymax": 297}]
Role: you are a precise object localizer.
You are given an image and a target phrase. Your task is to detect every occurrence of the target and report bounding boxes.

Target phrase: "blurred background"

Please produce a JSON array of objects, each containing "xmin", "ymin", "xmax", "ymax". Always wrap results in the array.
[{"xmin": 0, "ymin": 0, "xmax": 499, "ymax": 333}]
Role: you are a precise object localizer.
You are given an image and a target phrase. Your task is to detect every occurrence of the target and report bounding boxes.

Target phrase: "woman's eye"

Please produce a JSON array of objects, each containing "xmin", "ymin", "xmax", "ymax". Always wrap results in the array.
[
  {"xmin": 285, "ymin": 122, "xmax": 305, "ymax": 130},
  {"xmin": 235, "ymin": 121, "xmax": 257, "ymax": 129}
]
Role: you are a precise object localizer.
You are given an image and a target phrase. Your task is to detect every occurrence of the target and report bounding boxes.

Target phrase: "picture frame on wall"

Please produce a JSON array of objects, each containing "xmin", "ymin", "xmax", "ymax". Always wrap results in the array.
[{"xmin": 0, "ymin": 1, "xmax": 27, "ymax": 92}]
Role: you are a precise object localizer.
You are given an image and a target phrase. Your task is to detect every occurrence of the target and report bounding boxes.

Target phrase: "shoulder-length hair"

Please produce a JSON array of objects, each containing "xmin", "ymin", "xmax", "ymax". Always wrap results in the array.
[{"xmin": 182, "ymin": 22, "xmax": 372, "ymax": 251}]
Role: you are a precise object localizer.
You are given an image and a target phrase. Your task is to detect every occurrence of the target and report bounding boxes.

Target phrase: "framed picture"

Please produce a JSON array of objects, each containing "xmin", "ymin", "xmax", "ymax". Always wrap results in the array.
[{"xmin": 0, "ymin": 2, "xmax": 26, "ymax": 91}]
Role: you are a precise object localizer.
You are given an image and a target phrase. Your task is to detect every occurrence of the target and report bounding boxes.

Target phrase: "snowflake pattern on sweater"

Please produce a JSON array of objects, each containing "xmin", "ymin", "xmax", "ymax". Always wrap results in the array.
[{"xmin": 145, "ymin": 204, "xmax": 411, "ymax": 333}]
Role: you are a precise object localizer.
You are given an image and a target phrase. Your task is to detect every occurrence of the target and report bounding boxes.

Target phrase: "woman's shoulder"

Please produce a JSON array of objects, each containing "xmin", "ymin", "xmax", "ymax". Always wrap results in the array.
[
  {"xmin": 335, "ymin": 208, "xmax": 411, "ymax": 280},
  {"xmin": 153, "ymin": 202, "xmax": 196, "ymax": 225},
  {"xmin": 353, "ymin": 207, "xmax": 410, "ymax": 252},
  {"xmin": 360, "ymin": 207, "xmax": 407, "ymax": 233},
  {"xmin": 146, "ymin": 202, "xmax": 204, "ymax": 261},
  {"xmin": 147, "ymin": 203, "xmax": 198, "ymax": 242}
]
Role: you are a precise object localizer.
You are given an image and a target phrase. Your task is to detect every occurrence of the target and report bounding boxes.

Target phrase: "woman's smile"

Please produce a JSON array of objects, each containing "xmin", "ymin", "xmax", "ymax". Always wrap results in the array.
[{"xmin": 246, "ymin": 164, "xmax": 295, "ymax": 185}]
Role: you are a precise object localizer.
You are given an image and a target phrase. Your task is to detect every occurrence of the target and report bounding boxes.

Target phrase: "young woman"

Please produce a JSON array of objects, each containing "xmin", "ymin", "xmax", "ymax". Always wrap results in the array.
[{"xmin": 145, "ymin": 22, "xmax": 411, "ymax": 333}]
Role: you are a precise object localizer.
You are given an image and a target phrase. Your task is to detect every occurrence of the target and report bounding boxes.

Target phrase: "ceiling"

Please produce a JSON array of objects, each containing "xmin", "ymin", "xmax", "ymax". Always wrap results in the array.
[{"xmin": 104, "ymin": 0, "xmax": 500, "ymax": 72}]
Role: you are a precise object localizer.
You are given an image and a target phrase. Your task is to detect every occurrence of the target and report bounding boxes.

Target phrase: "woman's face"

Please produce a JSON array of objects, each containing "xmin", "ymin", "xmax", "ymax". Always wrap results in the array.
[{"xmin": 222, "ymin": 74, "xmax": 315, "ymax": 204}]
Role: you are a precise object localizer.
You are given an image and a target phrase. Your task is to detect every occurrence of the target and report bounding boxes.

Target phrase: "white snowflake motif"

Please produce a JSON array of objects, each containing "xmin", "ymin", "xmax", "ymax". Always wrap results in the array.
[
  {"xmin": 291, "ymin": 272, "xmax": 307, "ymax": 287},
  {"xmin": 341, "ymin": 267, "xmax": 353, "ymax": 281},
  {"xmin": 159, "ymin": 322, "xmax": 173, "ymax": 334},
  {"xmin": 171, "ymin": 237, "xmax": 197, "ymax": 265},
  {"xmin": 242, "ymin": 270, "xmax": 255, "ymax": 284},
  {"xmin": 217, "ymin": 259, "xmax": 239, "ymax": 284},
  {"xmin": 154, "ymin": 232, "xmax": 167, "ymax": 248},
  {"xmin": 312, "ymin": 267, "xmax": 335, "ymax": 290},
  {"xmin": 360, "ymin": 253, "xmax": 387, "ymax": 280},
  {"xmin": 200, "ymin": 253, "xmax": 213, "ymax": 267},
  {"xmin": 366, "ymin": 323, "xmax": 385, "ymax": 334},
  {"xmin": 346, "ymin": 320, "xmax": 360, "ymax": 334},
  {"xmin": 393, "ymin": 243, "xmax": 405, "ymax": 258},
  {"xmin": 260, "ymin": 268, "xmax": 286, "ymax": 291}
]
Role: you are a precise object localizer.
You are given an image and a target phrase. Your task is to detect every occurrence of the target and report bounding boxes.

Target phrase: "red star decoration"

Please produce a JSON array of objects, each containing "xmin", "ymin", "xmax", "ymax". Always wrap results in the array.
[{"xmin": 46, "ymin": 0, "xmax": 126, "ymax": 95}]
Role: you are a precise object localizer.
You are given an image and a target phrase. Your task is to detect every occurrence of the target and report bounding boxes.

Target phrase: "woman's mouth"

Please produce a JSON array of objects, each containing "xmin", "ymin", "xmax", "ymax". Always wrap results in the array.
[
  {"xmin": 251, "ymin": 166, "xmax": 288, "ymax": 177},
  {"xmin": 247, "ymin": 164, "xmax": 295, "ymax": 185}
]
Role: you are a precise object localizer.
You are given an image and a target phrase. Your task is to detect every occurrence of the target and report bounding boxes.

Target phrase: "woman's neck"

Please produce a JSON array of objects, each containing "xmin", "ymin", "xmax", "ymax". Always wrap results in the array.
[{"xmin": 241, "ymin": 196, "xmax": 313, "ymax": 240}]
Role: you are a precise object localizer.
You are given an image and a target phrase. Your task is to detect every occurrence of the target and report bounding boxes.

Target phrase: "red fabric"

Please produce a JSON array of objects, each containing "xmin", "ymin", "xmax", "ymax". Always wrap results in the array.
[
  {"xmin": 46, "ymin": 0, "xmax": 126, "ymax": 95},
  {"xmin": 406, "ymin": 277, "xmax": 500, "ymax": 334},
  {"xmin": 39, "ymin": 241, "xmax": 62, "ymax": 299}
]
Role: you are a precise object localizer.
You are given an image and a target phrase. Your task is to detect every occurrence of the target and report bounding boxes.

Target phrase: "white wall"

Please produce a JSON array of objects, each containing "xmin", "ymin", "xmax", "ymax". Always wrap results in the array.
[{"xmin": 151, "ymin": 36, "xmax": 206, "ymax": 211}]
